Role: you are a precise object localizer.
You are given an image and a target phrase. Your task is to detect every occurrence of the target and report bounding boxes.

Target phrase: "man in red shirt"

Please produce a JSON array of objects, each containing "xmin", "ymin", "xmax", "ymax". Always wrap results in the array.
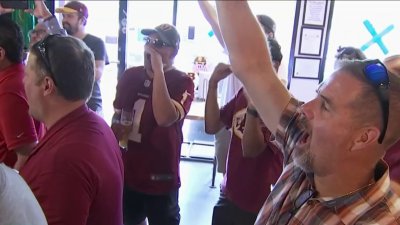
[
  {"xmin": 112, "ymin": 24, "xmax": 194, "ymax": 225},
  {"xmin": 0, "ymin": 15, "xmax": 42, "ymax": 170},
  {"xmin": 20, "ymin": 33, "xmax": 124, "ymax": 225},
  {"xmin": 205, "ymin": 37, "xmax": 284, "ymax": 225}
]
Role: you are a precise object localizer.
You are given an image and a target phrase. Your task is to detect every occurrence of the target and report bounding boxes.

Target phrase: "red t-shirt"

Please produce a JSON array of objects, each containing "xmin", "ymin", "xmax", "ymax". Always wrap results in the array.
[
  {"xmin": 220, "ymin": 88, "xmax": 283, "ymax": 213},
  {"xmin": 0, "ymin": 63, "xmax": 42, "ymax": 166},
  {"xmin": 114, "ymin": 66, "xmax": 194, "ymax": 194},
  {"xmin": 20, "ymin": 106, "xmax": 124, "ymax": 225},
  {"xmin": 385, "ymin": 139, "xmax": 400, "ymax": 183}
]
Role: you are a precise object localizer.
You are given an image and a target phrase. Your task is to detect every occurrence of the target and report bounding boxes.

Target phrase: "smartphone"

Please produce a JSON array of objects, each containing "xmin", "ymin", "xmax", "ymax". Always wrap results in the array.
[{"xmin": 0, "ymin": 0, "xmax": 29, "ymax": 9}]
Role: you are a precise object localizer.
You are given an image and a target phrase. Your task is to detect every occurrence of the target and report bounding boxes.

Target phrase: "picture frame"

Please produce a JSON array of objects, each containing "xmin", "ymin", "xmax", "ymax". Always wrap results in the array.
[
  {"xmin": 299, "ymin": 27, "xmax": 323, "ymax": 56},
  {"xmin": 303, "ymin": 0, "xmax": 327, "ymax": 26},
  {"xmin": 293, "ymin": 57, "xmax": 321, "ymax": 80}
]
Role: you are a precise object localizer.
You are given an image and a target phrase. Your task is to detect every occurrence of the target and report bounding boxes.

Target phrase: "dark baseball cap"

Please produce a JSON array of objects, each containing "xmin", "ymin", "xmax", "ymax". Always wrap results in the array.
[
  {"xmin": 141, "ymin": 24, "xmax": 180, "ymax": 49},
  {"xmin": 56, "ymin": 1, "xmax": 88, "ymax": 19}
]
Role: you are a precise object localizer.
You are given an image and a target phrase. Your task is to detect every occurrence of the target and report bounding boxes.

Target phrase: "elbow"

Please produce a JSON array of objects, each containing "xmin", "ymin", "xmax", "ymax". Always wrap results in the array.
[
  {"xmin": 242, "ymin": 149, "xmax": 262, "ymax": 158},
  {"xmin": 205, "ymin": 120, "xmax": 223, "ymax": 134},
  {"xmin": 205, "ymin": 124, "xmax": 219, "ymax": 135},
  {"xmin": 155, "ymin": 113, "xmax": 179, "ymax": 127}
]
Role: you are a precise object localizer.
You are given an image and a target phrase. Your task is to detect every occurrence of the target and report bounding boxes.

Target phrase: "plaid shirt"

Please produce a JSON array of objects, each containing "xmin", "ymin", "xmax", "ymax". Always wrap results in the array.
[{"xmin": 255, "ymin": 98, "xmax": 400, "ymax": 225}]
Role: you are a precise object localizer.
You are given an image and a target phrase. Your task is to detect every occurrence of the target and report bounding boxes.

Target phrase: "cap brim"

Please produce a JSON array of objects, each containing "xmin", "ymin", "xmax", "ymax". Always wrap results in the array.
[
  {"xmin": 141, "ymin": 28, "xmax": 175, "ymax": 47},
  {"xmin": 141, "ymin": 28, "xmax": 157, "ymax": 36},
  {"xmin": 55, "ymin": 7, "xmax": 78, "ymax": 14}
]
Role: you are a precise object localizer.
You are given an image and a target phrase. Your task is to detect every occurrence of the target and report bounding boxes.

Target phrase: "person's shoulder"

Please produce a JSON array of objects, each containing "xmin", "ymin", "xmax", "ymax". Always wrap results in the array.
[
  {"xmin": 84, "ymin": 34, "xmax": 104, "ymax": 43},
  {"xmin": 168, "ymin": 69, "xmax": 193, "ymax": 82}
]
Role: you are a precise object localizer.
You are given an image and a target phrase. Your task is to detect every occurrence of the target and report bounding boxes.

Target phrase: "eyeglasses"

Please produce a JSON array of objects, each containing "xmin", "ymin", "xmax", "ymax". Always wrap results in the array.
[
  {"xmin": 277, "ymin": 189, "xmax": 316, "ymax": 225},
  {"xmin": 143, "ymin": 37, "xmax": 171, "ymax": 48},
  {"xmin": 363, "ymin": 60, "xmax": 390, "ymax": 144},
  {"xmin": 33, "ymin": 34, "xmax": 61, "ymax": 85}
]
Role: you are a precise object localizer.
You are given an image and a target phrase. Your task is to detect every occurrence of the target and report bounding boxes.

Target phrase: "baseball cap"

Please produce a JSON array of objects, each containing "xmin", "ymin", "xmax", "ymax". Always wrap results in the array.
[
  {"xmin": 141, "ymin": 24, "xmax": 180, "ymax": 49},
  {"xmin": 256, "ymin": 15, "xmax": 276, "ymax": 35},
  {"xmin": 56, "ymin": 1, "xmax": 88, "ymax": 19}
]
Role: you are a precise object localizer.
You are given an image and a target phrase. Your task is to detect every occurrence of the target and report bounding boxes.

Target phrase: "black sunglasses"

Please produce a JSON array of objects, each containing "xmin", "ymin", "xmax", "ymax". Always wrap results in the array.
[
  {"xmin": 34, "ymin": 34, "xmax": 61, "ymax": 85},
  {"xmin": 143, "ymin": 37, "xmax": 171, "ymax": 48},
  {"xmin": 277, "ymin": 189, "xmax": 316, "ymax": 225},
  {"xmin": 363, "ymin": 60, "xmax": 390, "ymax": 144}
]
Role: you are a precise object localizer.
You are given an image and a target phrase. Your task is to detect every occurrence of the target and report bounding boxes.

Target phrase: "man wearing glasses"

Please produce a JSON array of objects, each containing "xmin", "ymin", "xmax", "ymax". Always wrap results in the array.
[
  {"xmin": 216, "ymin": 1, "xmax": 400, "ymax": 224},
  {"xmin": 111, "ymin": 24, "xmax": 194, "ymax": 225}
]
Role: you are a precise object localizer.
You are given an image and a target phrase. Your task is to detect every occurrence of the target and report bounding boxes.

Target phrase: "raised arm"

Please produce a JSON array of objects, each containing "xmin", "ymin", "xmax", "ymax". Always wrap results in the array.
[
  {"xmin": 198, "ymin": 0, "xmax": 225, "ymax": 48},
  {"xmin": 242, "ymin": 99, "xmax": 267, "ymax": 157},
  {"xmin": 216, "ymin": 1, "xmax": 290, "ymax": 134},
  {"xmin": 204, "ymin": 63, "xmax": 231, "ymax": 134}
]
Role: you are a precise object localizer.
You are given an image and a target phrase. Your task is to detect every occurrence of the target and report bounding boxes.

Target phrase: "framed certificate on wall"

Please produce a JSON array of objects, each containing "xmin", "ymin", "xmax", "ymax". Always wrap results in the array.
[{"xmin": 299, "ymin": 27, "xmax": 323, "ymax": 56}]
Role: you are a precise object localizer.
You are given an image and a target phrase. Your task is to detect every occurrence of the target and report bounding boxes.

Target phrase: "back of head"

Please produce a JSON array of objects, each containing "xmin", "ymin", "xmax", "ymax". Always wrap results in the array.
[
  {"xmin": 339, "ymin": 60, "xmax": 400, "ymax": 148},
  {"xmin": 256, "ymin": 15, "xmax": 276, "ymax": 37},
  {"xmin": 31, "ymin": 35, "xmax": 94, "ymax": 101},
  {"xmin": 335, "ymin": 46, "xmax": 367, "ymax": 61},
  {"xmin": 0, "ymin": 15, "xmax": 24, "ymax": 64},
  {"xmin": 267, "ymin": 37, "xmax": 283, "ymax": 64}
]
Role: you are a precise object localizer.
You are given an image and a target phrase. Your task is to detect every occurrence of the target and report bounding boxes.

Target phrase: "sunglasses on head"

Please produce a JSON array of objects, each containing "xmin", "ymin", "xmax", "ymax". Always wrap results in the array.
[
  {"xmin": 34, "ymin": 34, "xmax": 62, "ymax": 85},
  {"xmin": 363, "ymin": 59, "xmax": 390, "ymax": 144},
  {"xmin": 143, "ymin": 37, "xmax": 170, "ymax": 48}
]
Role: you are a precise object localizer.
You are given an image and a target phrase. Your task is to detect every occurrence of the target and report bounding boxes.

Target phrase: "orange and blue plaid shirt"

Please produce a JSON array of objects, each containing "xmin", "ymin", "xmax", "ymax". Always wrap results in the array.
[{"xmin": 255, "ymin": 98, "xmax": 400, "ymax": 225}]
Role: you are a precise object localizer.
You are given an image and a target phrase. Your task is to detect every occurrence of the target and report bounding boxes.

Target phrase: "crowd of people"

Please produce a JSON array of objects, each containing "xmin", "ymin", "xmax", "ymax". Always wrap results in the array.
[{"xmin": 0, "ymin": 1, "xmax": 399, "ymax": 225}]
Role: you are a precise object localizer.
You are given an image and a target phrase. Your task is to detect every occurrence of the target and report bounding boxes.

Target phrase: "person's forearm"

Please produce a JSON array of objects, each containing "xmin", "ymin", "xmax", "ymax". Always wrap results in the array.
[
  {"xmin": 152, "ymin": 70, "xmax": 179, "ymax": 127},
  {"xmin": 13, "ymin": 142, "xmax": 37, "ymax": 170},
  {"xmin": 94, "ymin": 60, "xmax": 105, "ymax": 81},
  {"xmin": 216, "ymin": 1, "xmax": 290, "ymax": 135},
  {"xmin": 204, "ymin": 79, "xmax": 223, "ymax": 134},
  {"xmin": 44, "ymin": 15, "xmax": 67, "ymax": 36},
  {"xmin": 242, "ymin": 108, "xmax": 266, "ymax": 157},
  {"xmin": 198, "ymin": 0, "xmax": 225, "ymax": 47}
]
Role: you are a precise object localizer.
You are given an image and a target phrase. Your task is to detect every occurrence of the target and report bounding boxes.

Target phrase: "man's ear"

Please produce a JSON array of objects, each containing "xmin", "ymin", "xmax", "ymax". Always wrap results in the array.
[
  {"xmin": 351, "ymin": 126, "xmax": 380, "ymax": 151},
  {"xmin": 0, "ymin": 47, "xmax": 6, "ymax": 61},
  {"xmin": 42, "ymin": 76, "xmax": 57, "ymax": 96}
]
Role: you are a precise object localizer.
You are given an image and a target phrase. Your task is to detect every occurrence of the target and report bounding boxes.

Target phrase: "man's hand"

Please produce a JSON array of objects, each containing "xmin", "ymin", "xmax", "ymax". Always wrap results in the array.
[
  {"xmin": 0, "ymin": 4, "xmax": 14, "ymax": 14},
  {"xmin": 24, "ymin": 0, "xmax": 52, "ymax": 19},
  {"xmin": 144, "ymin": 45, "xmax": 164, "ymax": 75},
  {"xmin": 209, "ymin": 63, "xmax": 231, "ymax": 87}
]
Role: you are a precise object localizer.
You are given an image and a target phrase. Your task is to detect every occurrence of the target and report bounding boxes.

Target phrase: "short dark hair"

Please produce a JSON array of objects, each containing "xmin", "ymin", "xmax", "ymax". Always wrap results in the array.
[
  {"xmin": 31, "ymin": 35, "xmax": 94, "ymax": 101},
  {"xmin": 0, "ymin": 15, "xmax": 24, "ymax": 63},
  {"xmin": 267, "ymin": 37, "xmax": 283, "ymax": 64},
  {"xmin": 335, "ymin": 46, "xmax": 366, "ymax": 61},
  {"xmin": 339, "ymin": 60, "xmax": 400, "ymax": 147},
  {"xmin": 257, "ymin": 15, "xmax": 276, "ymax": 36}
]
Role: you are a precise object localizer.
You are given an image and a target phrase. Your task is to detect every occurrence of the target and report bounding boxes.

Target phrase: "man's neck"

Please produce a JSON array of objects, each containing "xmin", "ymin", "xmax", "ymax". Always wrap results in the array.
[
  {"xmin": 44, "ymin": 100, "xmax": 86, "ymax": 129},
  {"xmin": 314, "ymin": 164, "xmax": 376, "ymax": 198},
  {"xmin": 73, "ymin": 29, "xmax": 87, "ymax": 40},
  {"xmin": 0, "ymin": 60, "xmax": 13, "ymax": 71}
]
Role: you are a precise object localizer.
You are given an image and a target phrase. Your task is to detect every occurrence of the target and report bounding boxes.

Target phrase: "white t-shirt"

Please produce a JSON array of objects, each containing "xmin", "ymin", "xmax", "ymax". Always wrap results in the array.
[
  {"xmin": 0, "ymin": 163, "xmax": 47, "ymax": 225},
  {"xmin": 219, "ymin": 48, "xmax": 287, "ymax": 105}
]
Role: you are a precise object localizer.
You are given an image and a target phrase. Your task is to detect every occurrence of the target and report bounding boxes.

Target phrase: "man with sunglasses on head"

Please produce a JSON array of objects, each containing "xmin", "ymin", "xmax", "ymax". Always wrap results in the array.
[
  {"xmin": 19, "ymin": 31, "xmax": 123, "ymax": 225},
  {"xmin": 111, "ymin": 24, "xmax": 194, "ymax": 225},
  {"xmin": 55, "ymin": 1, "xmax": 109, "ymax": 116},
  {"xmin": 216, "ymin": 1, "xmax": 400, "ymax": 224}
]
